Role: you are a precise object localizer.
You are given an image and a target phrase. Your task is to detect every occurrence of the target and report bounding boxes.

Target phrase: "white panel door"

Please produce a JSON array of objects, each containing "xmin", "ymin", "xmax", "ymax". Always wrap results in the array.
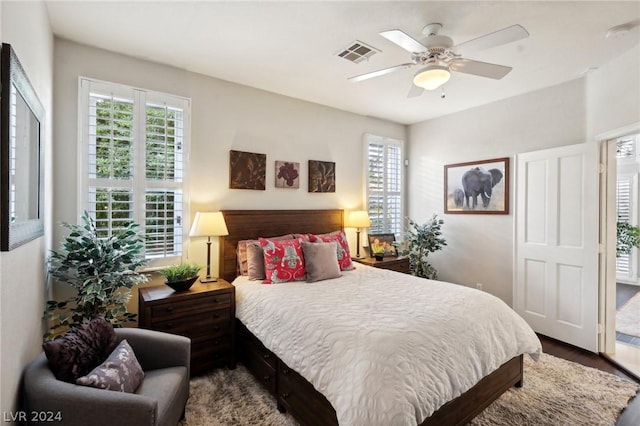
[{"xmin": 514, "ymin": 143, "xmax": 600, "ymax": 352}]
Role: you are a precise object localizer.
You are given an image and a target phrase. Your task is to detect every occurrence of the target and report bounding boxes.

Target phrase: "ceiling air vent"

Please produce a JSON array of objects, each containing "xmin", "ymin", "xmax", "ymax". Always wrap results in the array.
[{"xmin": 337, "ymin": 40, "xmax": 380, "ymax": 64}]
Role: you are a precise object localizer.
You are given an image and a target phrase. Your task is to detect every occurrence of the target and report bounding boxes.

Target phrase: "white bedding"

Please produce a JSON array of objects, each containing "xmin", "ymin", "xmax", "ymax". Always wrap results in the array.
[{"xmin": 234, "ymin": 264, "xmax": 542, "ymax": 426}]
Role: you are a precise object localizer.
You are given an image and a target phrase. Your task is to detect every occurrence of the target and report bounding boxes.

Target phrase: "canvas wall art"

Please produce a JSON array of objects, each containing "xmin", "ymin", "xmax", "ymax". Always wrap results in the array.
[
  {"xmin": 275, "ymin": 161, "xmax": 300, "ymax": 189},
  {"xmin": 308, "ymin": 160, "xmax": 335, "ymax": 193},
  {"xmin": 444, "ymin": 157, "xmax": 509, "ymax": 214},
  {"xmin": 229, "ymin": 150, "xmax": 266, "ymax": 190}
]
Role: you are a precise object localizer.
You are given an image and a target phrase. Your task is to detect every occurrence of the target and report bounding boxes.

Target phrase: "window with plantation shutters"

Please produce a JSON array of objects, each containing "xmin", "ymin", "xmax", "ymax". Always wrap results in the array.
[
  {"xmin": 616, "ymin": 177, "xmax": 633, "ymax": 276},
  {"xmin": 79, "ymin": 78, "xmax": 190, "ymax": 266},
  {"xmin": 365, "ymin": 135, "xmax": 404, "ymax": 239}
]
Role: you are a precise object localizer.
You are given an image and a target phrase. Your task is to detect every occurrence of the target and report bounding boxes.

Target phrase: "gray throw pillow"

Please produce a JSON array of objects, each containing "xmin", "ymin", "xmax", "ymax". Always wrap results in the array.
[
  {"xmin": 302, "ymin": 241, "xmax": 341, "ymax": 283},
  {"xmin": 76, "ymin": 339, "xmax": 144, "ymax": 393},
  {"xmin": 246, "ymin": 241, "xmax": 266, "ymax": 280}
]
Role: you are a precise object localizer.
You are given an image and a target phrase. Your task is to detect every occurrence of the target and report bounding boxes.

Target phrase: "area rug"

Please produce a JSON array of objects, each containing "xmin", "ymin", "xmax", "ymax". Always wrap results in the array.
[
  {"xmin": 617, "ymin": 290, "xmax": 640, "ymax": 338},
  {"xmin": 182, "ymin": 353, "xmax": 638, "ymax": 426}
]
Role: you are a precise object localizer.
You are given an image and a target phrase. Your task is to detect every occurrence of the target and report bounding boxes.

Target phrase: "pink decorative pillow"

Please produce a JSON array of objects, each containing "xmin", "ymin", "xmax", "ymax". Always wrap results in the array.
[
  {"xmin": 259, "ymin": 237, "xmax": 306, "ymax": 284},
  {"xmin": 308, "ymin": 230, "xmax": 355, "ymax": 271},
  {"xmin": 237, "ymin": 234, "xmax": 293, "ymax": 275}
]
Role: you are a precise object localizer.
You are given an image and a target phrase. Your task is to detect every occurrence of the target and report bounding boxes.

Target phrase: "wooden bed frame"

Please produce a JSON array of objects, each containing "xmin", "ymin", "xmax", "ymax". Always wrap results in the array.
[{"xmin": 220, "ymin": 209, "xmax": 523, "ymax": 426}]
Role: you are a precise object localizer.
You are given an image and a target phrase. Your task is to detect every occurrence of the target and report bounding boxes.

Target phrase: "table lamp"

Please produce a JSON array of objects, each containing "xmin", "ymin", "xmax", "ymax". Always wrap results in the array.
[
  {"xmin": 189, "ymin": 211, "xmax": 229, "ymax": 283},
  {"xmin": 345, "ymin": 210, "xmax": 371, "ymax": 258}
]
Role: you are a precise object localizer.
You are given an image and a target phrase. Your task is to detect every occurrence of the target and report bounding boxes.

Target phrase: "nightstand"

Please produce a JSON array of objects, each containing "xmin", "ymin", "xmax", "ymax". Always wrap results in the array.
[
  {"xmin": 138, "ymin": 279, "xmax": 236, "ymax": 376},
  {"xmin": 353, "ymin": 256, "xmax": 410, "ymax": 274}
]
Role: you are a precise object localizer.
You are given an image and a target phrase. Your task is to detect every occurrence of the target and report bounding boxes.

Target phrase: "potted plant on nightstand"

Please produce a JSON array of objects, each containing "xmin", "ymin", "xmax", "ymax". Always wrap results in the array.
[
  {"xmin": 160, "ymin": 262, "xmax": 201, "ymax": 292},
  {"xmin": 43, "ymin": 211, "xmax": 148, "ymax": 340}
]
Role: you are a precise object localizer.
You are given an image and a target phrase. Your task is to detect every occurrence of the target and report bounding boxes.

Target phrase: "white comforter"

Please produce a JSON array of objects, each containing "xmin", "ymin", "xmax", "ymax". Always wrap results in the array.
[{"xmin": 234, "ymin": 264, "xmax": 542, "ymax": 426}]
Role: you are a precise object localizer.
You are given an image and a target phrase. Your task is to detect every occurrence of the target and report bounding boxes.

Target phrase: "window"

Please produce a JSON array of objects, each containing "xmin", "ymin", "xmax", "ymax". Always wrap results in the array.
[
  {"xmin": 365, "ymin": 134, "xmax": 404, "ymax": 239},
  {"xmin": 79, "ymin": 78, "xmax": 190, "ymax": 267}
]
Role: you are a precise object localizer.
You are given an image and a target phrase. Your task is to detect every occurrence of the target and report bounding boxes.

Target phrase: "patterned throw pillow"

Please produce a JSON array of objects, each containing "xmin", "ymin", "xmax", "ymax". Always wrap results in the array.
[
  {"xmin": 259, "ymin": 237, "xmax": 306, "ymax": 284},
  {"xmin": 43, "ymin": 316, "xmax": 118, "ymax": 383},
  {"xmin": 76, "ymin": 339, "xmax": 144, "ymax": 393},
  {"xmin": 308, "ymin": 230, "xmax": 355, "ymax": 271},
  {"xmin": 237, "ymin": 234, "xmax": 293, "ymax": 275}
]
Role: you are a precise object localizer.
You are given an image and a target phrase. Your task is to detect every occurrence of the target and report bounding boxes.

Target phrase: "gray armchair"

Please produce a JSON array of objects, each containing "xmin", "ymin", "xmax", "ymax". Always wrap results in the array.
[{"xmin": 22, "ymin": 328, "xmax": 190, "ymax": 426}]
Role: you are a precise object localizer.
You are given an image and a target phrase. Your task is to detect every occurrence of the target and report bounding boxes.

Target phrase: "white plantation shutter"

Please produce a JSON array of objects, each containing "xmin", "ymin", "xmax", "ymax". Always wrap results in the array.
[
  {"xmin": 80, "ymin": 78, "xmax": 190, "ymax": 266},
  {"xmin": 616, "ymin": 177, "xmax": 632, "ymax": 276},
  {"xmin": 365, "ymin": 135, "xmax": 404, "ymax": 239}
]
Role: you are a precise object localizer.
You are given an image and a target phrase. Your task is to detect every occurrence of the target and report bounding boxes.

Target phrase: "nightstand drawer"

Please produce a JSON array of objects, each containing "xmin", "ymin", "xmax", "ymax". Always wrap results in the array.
[
  {"xmin": 151, "ymin": 293, "xmax": 231, "ymax": 319},
  {"xmin": 151, "ymin": 307, "xmax": 230, "ymax": 335}
]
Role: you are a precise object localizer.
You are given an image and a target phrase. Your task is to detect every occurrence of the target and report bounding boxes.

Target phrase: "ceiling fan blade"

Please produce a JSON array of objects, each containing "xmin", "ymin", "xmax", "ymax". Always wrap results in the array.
[
  {"xmin": 407, "ymin": 84, "xmax": 424, "ymax": 98},
  {"xmin": 380, "ymin": 29, "xmax": 428, "ymax": 53},
  {"xmin": 454, "ymin": 24, "xmax": 529, "ymax": 51},
  {"xmin": 348, "ymin": 63, "xmax": 414, "ymax": 82},
  {"xmin": 450, "ymin": 58, "xmax": 512, "ymax": 79}
]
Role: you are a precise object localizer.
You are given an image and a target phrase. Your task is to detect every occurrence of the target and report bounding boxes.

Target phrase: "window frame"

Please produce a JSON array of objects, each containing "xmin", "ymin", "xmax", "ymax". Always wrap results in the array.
[
  {"xmin": 77, "ymin": 77, "xmax": 191, "ymax": 268},
  {"xmin": 363, "ymin": 133, "xmax": 406, "ymax": 241}
]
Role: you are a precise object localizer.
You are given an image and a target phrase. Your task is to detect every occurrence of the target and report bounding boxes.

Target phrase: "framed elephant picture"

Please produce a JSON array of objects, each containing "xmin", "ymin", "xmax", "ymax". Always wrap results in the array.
[{"xmin": 444, "ymin": 157, "xmax": 509, "ymax": 214}]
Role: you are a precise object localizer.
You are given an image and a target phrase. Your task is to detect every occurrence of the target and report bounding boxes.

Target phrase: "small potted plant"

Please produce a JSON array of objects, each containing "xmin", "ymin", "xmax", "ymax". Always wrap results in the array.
[{"xmin": 160, "ymin": 262, "xmax": 201, "ymax": 292}]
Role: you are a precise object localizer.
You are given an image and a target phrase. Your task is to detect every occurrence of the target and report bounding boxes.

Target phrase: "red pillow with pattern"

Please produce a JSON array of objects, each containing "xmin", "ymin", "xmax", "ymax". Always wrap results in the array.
[
  {"xmin": 308, "ymin": 230, "xmax": 355, "ymax": 271},
  {"xmin": 259, "ymin": 237, "xmax": 306, "ymax": 284}
]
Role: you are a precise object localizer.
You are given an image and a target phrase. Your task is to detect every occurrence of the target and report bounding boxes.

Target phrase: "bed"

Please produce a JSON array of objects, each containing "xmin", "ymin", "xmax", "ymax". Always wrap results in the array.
[{"xmin": 220, "ymin": 209, "xmax": 541, "ymax": 426}]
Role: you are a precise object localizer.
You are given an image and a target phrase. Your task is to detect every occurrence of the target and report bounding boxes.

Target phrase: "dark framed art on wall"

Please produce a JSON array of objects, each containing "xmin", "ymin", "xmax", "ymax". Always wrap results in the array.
[
  {"xmin": 444, "ymin": 157, "xmax": 509, "ymax": 214},
  {"xmin": 229, "ymin": 150, "xmax": 266, "ymax": 190}
]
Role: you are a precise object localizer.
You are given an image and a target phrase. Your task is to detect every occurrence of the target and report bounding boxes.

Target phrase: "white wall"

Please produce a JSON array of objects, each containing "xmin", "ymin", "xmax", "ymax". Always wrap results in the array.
[
  {"xmin": 408, "ymin": 47, "xmax": 640, "ymax": 304},
  {"xmin": 53, "ymin": 38, "xmax": 406, "ymax": 301},
  {"xmin": 0, "ymin": 0, "xmax": 53, "ymax": 417}
]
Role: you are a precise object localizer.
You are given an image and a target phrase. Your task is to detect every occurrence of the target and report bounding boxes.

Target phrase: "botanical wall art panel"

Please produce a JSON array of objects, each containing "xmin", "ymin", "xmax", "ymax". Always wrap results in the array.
[
  {"xmin": 308, "ymin": 160, "xmax": 335, "ymax": 193},
  {"xmin": 444, "ymin": 157, "xmax": 509, "ymax": 214},
  {"xmin": 229, "ymin": 150, "xmax": 266, "ymax": 190},
  {"xmin": 275, "ymin": 161, "xmax": 300, "ymax": 189}
]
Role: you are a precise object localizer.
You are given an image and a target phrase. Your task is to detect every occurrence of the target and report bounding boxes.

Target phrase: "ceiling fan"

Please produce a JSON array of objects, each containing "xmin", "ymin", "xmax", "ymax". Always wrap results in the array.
[{"xmin": 349, "ymin": 23, "xmax": 529, "ymax": 95}]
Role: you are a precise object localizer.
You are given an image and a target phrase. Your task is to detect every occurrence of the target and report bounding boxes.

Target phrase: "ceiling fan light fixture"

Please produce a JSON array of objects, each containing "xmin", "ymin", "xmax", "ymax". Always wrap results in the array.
[{"xmin": 413, "ymin": 65, "xmax": 451, "ymax": 90}]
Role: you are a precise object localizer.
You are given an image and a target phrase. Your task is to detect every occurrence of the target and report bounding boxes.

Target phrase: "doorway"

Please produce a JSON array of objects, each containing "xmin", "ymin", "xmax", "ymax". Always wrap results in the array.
[{"xmin": 608, "ymin": 133, "xmax": 640, "ymax": 377}]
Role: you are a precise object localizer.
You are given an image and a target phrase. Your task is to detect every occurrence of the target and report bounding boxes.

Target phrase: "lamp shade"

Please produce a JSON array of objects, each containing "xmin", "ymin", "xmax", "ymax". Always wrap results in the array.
[
  {"xmin": 345, "ymin": 210, "xmax": 371, "ymax": 228},
  {"xmin": 189, "ymin": 212, "xmax": 229, "ymax": 237},
  {"xmin": 413, "ymin": 65, "xmax": 451, "ymax": 90}
]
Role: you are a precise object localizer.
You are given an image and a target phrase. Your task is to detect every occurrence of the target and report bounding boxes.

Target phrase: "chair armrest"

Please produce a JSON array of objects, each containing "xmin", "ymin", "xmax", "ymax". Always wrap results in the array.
[
  {"xmin": 23, "ymin": 354, "xmax": 156, "ymax": 426},
  {"xmin": 115, "ymin": 328, "xmax": 190, "ymax": 376}
]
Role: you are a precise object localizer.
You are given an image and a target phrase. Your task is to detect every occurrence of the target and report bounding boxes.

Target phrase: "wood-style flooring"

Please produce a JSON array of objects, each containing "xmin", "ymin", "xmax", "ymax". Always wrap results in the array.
[{"xmin": 539, "ymin": 334, "xmax": 640, "ymax": 426}]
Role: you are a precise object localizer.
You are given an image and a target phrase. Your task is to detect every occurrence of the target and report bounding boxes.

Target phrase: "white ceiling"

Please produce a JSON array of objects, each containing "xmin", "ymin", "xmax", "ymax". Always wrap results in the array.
[{"xmin": 44, "ymin": 1, "xmax": 640, "ymax": 125}]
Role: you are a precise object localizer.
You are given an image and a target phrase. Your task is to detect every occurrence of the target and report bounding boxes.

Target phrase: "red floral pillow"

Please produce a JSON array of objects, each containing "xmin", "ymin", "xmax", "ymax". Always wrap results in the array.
[
  {"xmin": 308, "ymin": 230, "xmax": 355, "ymax": 271},
  {"xmin": 259, "ymin": 237, "xmax": 306, "ymax": 284}
]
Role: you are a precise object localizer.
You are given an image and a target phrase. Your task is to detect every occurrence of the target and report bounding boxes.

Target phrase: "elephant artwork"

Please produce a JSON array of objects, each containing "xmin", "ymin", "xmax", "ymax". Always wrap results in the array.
[
  {"xmin": 462, "ymin": 167, "xmax": 503, "ymax": 209},
  {"xmin": 444, "ymin": 157, "xmax": 509, "ymax": 214}
]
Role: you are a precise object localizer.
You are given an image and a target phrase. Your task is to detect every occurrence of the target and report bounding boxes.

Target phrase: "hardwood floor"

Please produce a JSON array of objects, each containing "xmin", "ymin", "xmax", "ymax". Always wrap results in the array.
[{"xmin": 539, "ymin": 334, "xmax": 640, "ymax": 426}]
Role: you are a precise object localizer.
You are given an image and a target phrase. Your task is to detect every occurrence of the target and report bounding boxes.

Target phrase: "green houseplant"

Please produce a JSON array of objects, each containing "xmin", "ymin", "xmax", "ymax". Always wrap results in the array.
[
  {"xmin": 43, "ymin": 211, "xmax": 148, "ymax": 340},
  {"xmin": 404, "ymin": 215, "xmax": 447, "ymax": 280},
  {"xmin": 617, "ymin": 221, "xmax": 640, "ymax": 257},
  {"xmin": 160, "ymin": 262, "xmax": 201, "ymax": 291}
]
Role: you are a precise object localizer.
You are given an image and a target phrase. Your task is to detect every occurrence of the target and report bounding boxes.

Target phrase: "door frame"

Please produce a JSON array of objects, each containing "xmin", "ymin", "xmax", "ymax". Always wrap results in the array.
[{"xmin": 596, "ymin": 122, "xmax": 640, "ymax": 354}]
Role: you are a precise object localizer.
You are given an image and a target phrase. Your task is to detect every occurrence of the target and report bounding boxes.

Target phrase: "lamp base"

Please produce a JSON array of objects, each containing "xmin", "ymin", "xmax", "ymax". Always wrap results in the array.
[{"xmin": 199, "ymin": 276, "xmax": 219, "ymax": 283}]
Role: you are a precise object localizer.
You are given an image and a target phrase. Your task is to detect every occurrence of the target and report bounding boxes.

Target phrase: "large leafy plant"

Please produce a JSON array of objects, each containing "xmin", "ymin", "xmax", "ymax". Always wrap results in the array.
[
  {"xmin": 617, "ymin": 221, "xmax": 640, "ymax": 257},
  {"xmin": 404, "ymin": 215, "xmax": 447, "ymax": 280},
  {"xmin": 44, "ymin": 212, "xmax": 148, "ymax": 340}
]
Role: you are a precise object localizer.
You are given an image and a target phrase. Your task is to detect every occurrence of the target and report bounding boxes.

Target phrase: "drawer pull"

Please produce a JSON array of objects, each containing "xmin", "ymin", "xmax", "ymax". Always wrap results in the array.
[
  {"xmin": 213, "ymin": 326, "xmax": 220, "ymax": 332},
  {"xmin": 281, "ymin": 392, "xmax": 290, "ymax": 399},
  {"xmin": 212, "ymin": 298, "xmax": 217, "ymax": 303},
  {"xmin": 262, "ymin": 375, "xmax": 270, "ymax": 382},
  {"xmin": 167, "ymin": 306, "xmax": 174, "ymax": 312},
  {"xmin": 213, "ymin": 339, "xmax": 221, "ymax": 345},
  {"xmin": 263, "ymin": 354, "xmax": 270, "ymax": 360},
  {"xmin": 164, "ymin": 323, "xmax": 173, "ymax": 329}
]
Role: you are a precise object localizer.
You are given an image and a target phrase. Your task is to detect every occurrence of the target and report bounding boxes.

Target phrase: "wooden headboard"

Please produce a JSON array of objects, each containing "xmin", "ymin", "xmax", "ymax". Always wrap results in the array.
[{"xmin": 219, "ymin": 209, "xmax": 344, "ymax": 283}]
